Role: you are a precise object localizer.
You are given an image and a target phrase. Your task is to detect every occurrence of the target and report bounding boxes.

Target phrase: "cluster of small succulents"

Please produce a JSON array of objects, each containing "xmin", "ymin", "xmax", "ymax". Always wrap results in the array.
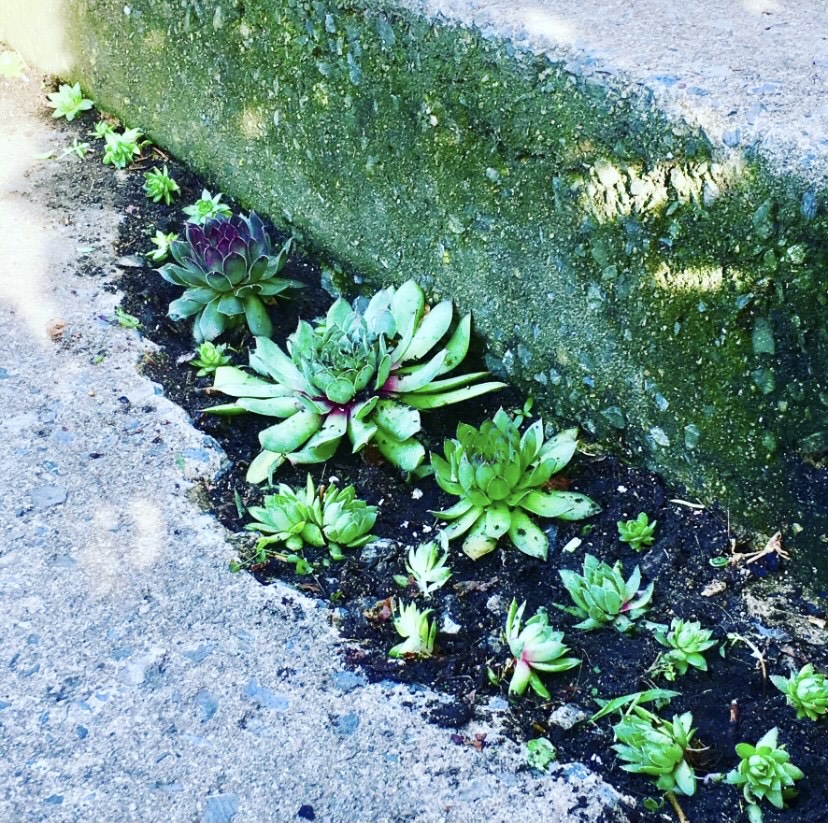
[{"xmin": 51, "ymin": 83, "xmax": 821, "ymax": 823}]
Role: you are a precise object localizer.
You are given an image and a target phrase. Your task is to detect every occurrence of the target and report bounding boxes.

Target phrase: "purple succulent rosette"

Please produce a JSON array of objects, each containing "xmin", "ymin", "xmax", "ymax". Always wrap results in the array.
[{"xmin": 158, "ymin": 211, "xmax": 301, "ymax": 341}]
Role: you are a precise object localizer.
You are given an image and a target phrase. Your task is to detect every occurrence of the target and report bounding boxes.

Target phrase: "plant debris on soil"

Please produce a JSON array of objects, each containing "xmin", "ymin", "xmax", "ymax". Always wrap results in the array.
[{"xmin": 54, "ymin": 101, "xmax": 828, "ymax": 823}]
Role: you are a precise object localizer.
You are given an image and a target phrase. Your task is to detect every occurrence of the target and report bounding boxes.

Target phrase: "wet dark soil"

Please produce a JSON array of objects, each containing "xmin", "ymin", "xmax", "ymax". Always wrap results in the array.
[{"xmin": 55, "ymin": 104, "xmax": 828, "ymax": 823}]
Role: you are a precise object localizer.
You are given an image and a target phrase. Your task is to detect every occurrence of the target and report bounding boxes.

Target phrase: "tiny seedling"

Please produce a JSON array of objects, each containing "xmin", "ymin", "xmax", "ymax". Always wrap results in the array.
[
  {"xmin": 557, "ymin": 554, "xmax": 654, "ymax": 633},
  {"xmin": 617, "ymin": 512, "xmax": 657, "ymax": 551},
  {"xmin": 389, "ymin": 601, "xmax": 436, "ymax": 659},
  {"xmin": 145, "ymin": 230, "xmax": 178, "ymax": 263},
  {"xmin": 144, "ymin": 165, "xmax": 180, "ymax": 205},
  {"xmin": 526, "ymin": 737, "xmax": 557, "ymax": 771},
  {"xmin": 726, "ymin": 728, "xmax": 803, "ymax": 823},
  {"xmin": 189, "ymin": 342, "xmax": 232, "ymax": 377},
  {"xmin": 505, "ymin": 599, "xmax": 579, "ymax": 698},
  {"xmin": 46, "ymin": 82, "xmax": 93, "ymax": 121},
  {"xmin": 394, "ymin": 540, "xmax": 452, "ymax": 596},
  {"xmin": 182, "ymin": 189, "xmax": 232, "ymax": 224},
  {"xmin": 103, "ymin": 127, "xmax": 144, "ymax": 169},
  {"xmin": 61, "ymin": 138, "xmax": 90, "ymax": 159},
  {"xmin": 651, "ymin": 619, "xmax": 717, "ymax": 681},
  {"xmin": 90, "ymin": 120, "xmax": 116, "ymax": 140},
  {"xmin": 114, "ymin": 306, "xmax": 141, "ymax": 329},
  {"xmin": 771, "ymin": 663, "xmax": 828, "ymax": 721}
]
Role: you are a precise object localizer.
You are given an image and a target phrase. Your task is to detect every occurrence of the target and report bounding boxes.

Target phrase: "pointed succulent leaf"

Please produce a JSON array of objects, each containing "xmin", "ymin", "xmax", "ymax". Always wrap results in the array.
[{"xmin": 259, "ymin": 408, "xmax": 323, "ymax": 454}]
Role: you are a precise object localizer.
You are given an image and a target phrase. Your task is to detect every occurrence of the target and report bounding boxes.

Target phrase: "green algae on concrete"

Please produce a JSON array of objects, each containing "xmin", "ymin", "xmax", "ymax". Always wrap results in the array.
[{"xmin": 2, "ymin": 0, "xmax": 827, "ymax": 571}]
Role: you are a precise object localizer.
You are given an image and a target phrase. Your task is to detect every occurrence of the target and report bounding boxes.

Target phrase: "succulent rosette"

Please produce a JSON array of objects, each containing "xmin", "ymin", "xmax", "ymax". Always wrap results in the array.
[
  {"xmin": 771, "ymin": 663, "xmax": 828, "ymax": 722},
  {"xmin": 158, "ymin": 211, "xmax": 300, "ymax": 341},
  {"xmin": 612, "ymin": 707, "xmax": 698, "ymax": 796},
  {"xmin": 245, "ymin": 474, "xmax": 376, "ymax": 559},
  {"xmin": 727, "ymin": 728, "xmax": 804, "ymax": 823},
  {"xmin": 505, "ymin": 599, "xmax": 580, "ymax": 698},
  {"xmin": 432, "ymin": 408, "xmax": 600, "ymax": 560},
  {"xmin": 558, "ymin": 554, "xmax": 653, "ymax": 633},
  {"xmin": 208, "ymin": 279, "xmax": 504, "ymax": 482}
]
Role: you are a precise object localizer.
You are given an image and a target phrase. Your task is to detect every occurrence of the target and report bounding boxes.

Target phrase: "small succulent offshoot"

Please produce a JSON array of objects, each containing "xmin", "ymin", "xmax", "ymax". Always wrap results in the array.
[
  {"xmin": 90, "ymin": 120, "xmax": 116, "ymax": 140},
  {"xmin": 46, "ymin": 82, "xmax": 93, "ymax": 121},
  {"xmin": 726, "ymin": 728, "xmax": 803, "ymax": 823},
  {"xmin": 617, "ymin": 512, "xmax": 657, "ymax": 552},
  {"xmin": 652, "ymin": 619, "xmax": 717, "ymax": 681},
  {"xmin": 183, "ymin": 189, "xmax": 232, "ymax": 224},
  {"xmin": 389, "ymin": 601, "xmax": 437, "ymax": 658},
  {"xmin": 558, "ymin": 554, "xmax": 653, "ymax": 633},
  {"xmin": 612, "ymin": 705, "xmax": 698, "ymax": 796},
  {"xmin": 245, "ymin": 474, "xmax": 376, "ymax": 561},
  {"xmin": 394, "ymin": 540, "xmax": 452, "ymax": 596},
  {"xmin": 209, "ymin": 279, "xmax": 504, "ymax": 482},
  {"xmin": 145, "ymin": 230, "xmax": 178, "ymax": 263},
  {"xmin": 771, "ymin": 663, "xmax": 828, "ymax": 721},
  {"xmin": 505, "ymin": 599, "xmax": 579, "ymax": 698},
  {"xmin": 144, "ymin": 165, "xmax": 180, "ymax": 205},
  {"xmin": 432, "ymin": 409, "xmax": 600, "ymax": 560},
  {"xmin": 103, "ymin": 127, "xmax": 144, "ymax": 168},
  {"xmin": 190, "ymin": 342, "xmax": 232, "ymax": 377},
  {"xmin": 157, "ymin": 211, "xmax": 300, "ymax": 341}
]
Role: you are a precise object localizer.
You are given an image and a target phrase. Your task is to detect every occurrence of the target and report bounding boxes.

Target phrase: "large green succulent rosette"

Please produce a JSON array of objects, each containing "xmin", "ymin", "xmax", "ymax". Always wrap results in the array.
[
  {"xmin": 208, "ymin": 279, "xmax": 504, "ymax": 482},
  {"xmin": 432, "ymin": 409, "xmax": 600, "ymax": 560}
]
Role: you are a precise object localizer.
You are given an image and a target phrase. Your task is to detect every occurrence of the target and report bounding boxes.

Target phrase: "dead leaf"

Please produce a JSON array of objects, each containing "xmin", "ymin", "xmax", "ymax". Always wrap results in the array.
[
  {"xmin": 453, "ymin": 577, "xmax": 499, "ymax": 596},
  {"xmin": 47, "ymin": 319, "xmax": 66, "ymax": 340},
  {"xmin": 702, "ymin": 580, "xmax": 727, "ymax": 597},
  {"xmin": 806, "ymin": 615, "xmax": 826, "ymax": 630},
  {"xmin": 363, "ymin": 597, "xmax": 393, "ymax": 622}
]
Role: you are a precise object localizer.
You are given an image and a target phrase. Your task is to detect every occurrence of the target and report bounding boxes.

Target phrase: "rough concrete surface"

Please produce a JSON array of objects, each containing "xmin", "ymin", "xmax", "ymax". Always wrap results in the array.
[
  {"xmin": 406, "ymin": 0, "xmax": 828, "ymax": 181},
  {"xmin": 0, "ymin": 73, "xmax": 627, "ymax": 822}
]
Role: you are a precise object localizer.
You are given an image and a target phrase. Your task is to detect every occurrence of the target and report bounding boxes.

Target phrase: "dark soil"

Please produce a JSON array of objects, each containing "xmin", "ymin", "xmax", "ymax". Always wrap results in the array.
[{"xmin": 56, "ymin": 105, "xmax": 828, "ymax": 823}]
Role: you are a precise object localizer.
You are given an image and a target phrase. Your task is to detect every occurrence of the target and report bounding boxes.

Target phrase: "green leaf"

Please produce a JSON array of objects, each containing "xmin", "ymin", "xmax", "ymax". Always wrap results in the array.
[
  {"xmin": 259, "ymin": 408, "xmax": 323, "ymax": 453},
  {"xmin": 521, "ymin": 490, "xmax": 601, "ymax": 521},
  {"xmin": 373, "ymin": 429, "xmax": 425, "ymax": 472},
  {"xmin": 403, "ymin": 300, "xmax": 453, "ymax": 361},
  {"xmin": 196, "ymin": 300, "xmax": 227, "ymax": 342},
  {"xmin": 373, "ymin": 399, "xmax": 421, "ymax": 441},
  {"xmin": 589, "ymin": 689, "xmax": 680, "ymax": 723},
  {"xmin": 484, "ymin": 504, "xmax": 512, "ymax": 540},
  {"xmin": 440, "ymin": 313, "xmax": 471, "ymax": 373},
  {"xmin": 243, "ymin": 295, "xmax": 272, "ymax": 337},
  {"xmin": 401, "ymin": 381, "xmax": 507, "ymax": 409},
  {"xmin": 246, "ymin": 450, "xmax": 285, "ymax": 484}
]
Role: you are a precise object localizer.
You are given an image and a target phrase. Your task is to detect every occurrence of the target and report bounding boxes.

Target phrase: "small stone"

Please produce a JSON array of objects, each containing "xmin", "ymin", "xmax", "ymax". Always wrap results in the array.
[
  {"xmin": 485, "ymin": 595, "xmax": 504, "ymax": 614},
  {"xmin": 115, "ymin": 254, "xmax": 147, "ymax": 268},
  {"xmin": 30, "ymin": 485, "xmax": 67, "ymax": 509},
  {"xmin": 441, "ymin": 614, "xmax": 462, "ymax": 635},
  {"xmin": 331, "ymin": 671, "xmax": 366, "ymax": 693},
  {"xmin": 549, "ymin": 704, "xmax": 588, "ymax": 731},
  {"xmin": 201, "ymin": 793, "xmax": 239, "ymax": 823},
  {"xmin": 243, "ymin": 679, "xmax": 289, "ymax": 711},
  {"xmin": 334, "ymin": 711, "xmax": 360, "ymax": 736},
  {"xmin": 456, "ymin": 780, "xmax": 493, "ymax": 802},
  {"xmin": 195, "ymin": 690, "xmax": 218, "ymax": 722}
]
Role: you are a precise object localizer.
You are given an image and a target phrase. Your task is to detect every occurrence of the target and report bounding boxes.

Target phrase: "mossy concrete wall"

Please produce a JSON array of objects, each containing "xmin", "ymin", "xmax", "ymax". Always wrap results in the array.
[{"xmin": 4, "ymin": 0, "xmax": 828, "ymax": 571}]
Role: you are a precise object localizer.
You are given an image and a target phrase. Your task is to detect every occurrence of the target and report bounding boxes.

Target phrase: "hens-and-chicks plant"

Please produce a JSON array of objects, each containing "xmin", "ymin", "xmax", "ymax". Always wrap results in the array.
[{"xmin": 45, "ymin": 80, "xmax": 816, "ymax": 819}]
